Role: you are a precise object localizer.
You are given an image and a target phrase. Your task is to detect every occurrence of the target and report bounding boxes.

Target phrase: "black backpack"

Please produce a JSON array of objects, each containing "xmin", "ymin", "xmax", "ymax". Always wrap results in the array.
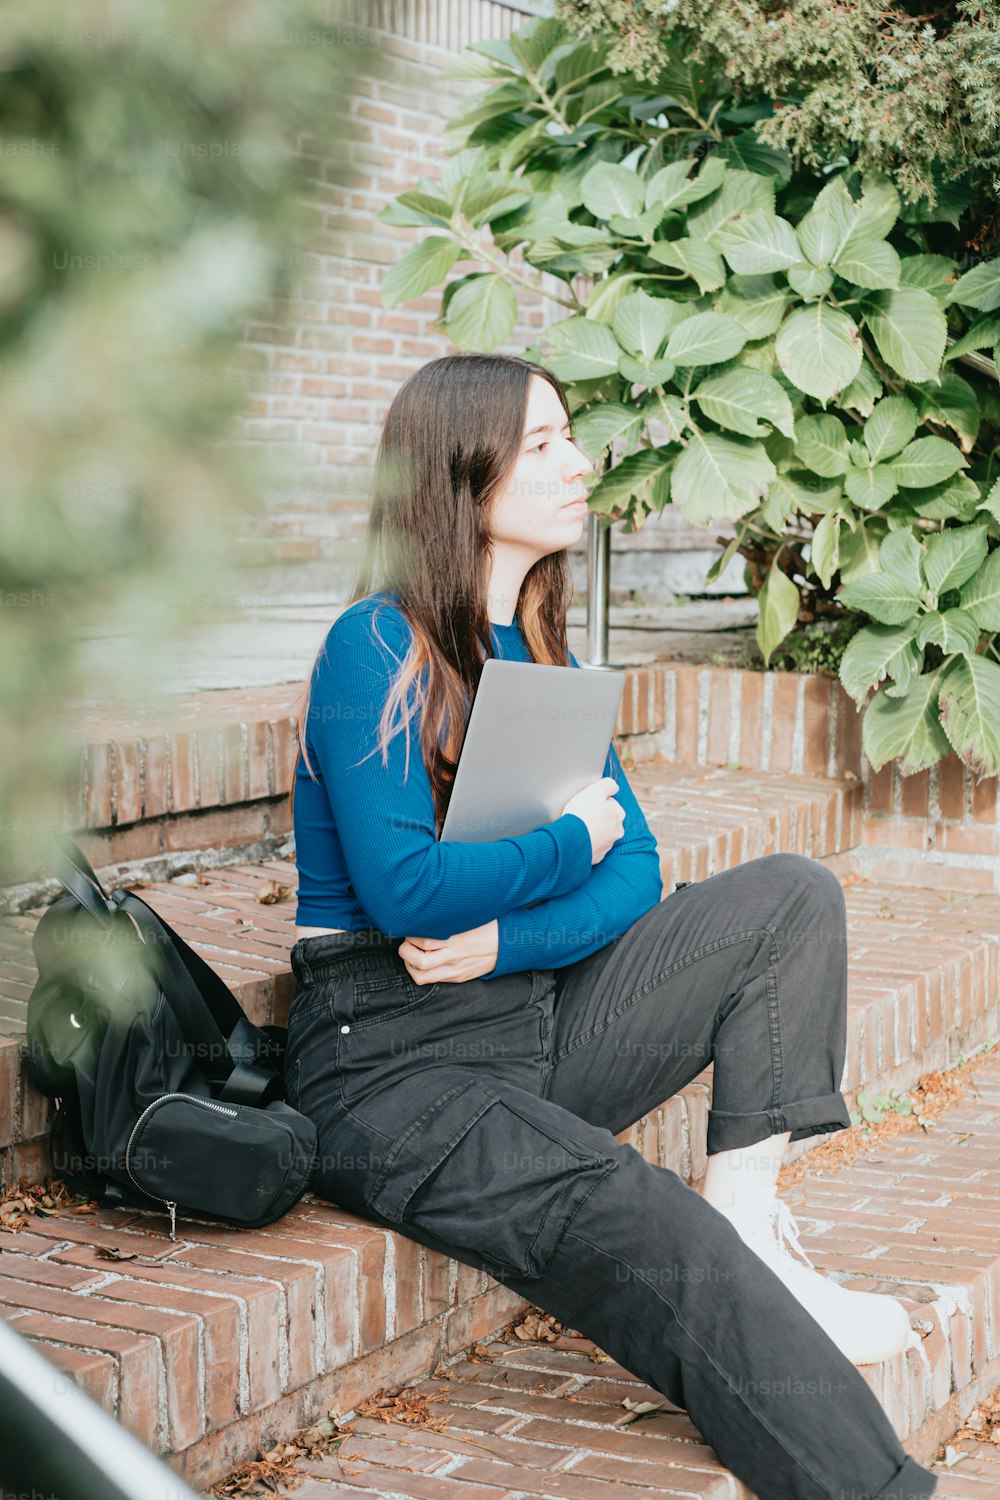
[{"xmin": 25, "ymin": 835, "xmax": 317, "ymax": 1239}]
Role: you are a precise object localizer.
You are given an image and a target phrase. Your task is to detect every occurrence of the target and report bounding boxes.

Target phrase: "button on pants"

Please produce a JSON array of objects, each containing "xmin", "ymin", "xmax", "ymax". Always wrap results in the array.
[{"xmin": 287, "ymin": 852, "xmax": 936, "ymax": 1500}]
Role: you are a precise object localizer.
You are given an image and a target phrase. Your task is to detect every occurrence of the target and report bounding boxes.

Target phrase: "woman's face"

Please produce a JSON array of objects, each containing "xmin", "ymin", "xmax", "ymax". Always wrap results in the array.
[{"xmin": 486, "ymin": 374, "xmax": 595, "ymax": 555}]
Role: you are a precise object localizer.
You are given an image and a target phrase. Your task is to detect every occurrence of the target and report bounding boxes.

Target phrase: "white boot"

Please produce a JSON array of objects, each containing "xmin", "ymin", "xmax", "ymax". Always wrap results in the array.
[{"xmin": 718, "ymin": 1188, "xmax": 912, "ymax": 1366}]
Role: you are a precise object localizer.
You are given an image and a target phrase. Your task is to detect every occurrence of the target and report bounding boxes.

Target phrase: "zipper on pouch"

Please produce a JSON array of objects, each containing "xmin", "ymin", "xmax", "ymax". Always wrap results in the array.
[{"xmin": 125, "ymin": 1092, "xmax": 239, "ymax": 1241}]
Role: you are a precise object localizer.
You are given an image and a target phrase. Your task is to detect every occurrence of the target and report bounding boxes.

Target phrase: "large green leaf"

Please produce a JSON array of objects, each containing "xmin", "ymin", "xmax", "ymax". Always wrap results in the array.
[
  {"xmin": 648, "ymin": 237, "xmax": 727, "ymax": 293},
  {"xmin": 666, "ymin": 312, "xmax": 749, "ymax": 366},
  {"xmin": 915, "ymin": 609, "xmax": 982, "ymax": 656},
  {"xmin": 443, "ymin": 273, "xmax": 518, "ymax": 351},
  {"xmin": 692, "ymin": 368, "xmax": 795, "ymax": 439},
  {"xmin": 844, "ymin": 464, "xmax": 899, "ymax": 511},
  {"xmin": 570, "ymin": 401, "xmax": 643, "ymax": 460},
  {"xmin": 645, "ymin": 395, "xmax": 688, "ymax": 442},
  {"xmin": 716, "ymin": 131, "xmax": 792, "ymax": 181},
  {"xmin": 834, "ymin": 236, "xmax": 901, "ymax": 290},
  {"xmin": 839, "ymin": 620, "xmax": 922, "ymax": 704},
  {"xmin": 840, "ymin": 360, "xmax": 883, "ymax": 417},
  {"xmin": 687, "ymin": 169, "xmax": 775, "ymax": 243},
  {"xmin": 537, "ymin": 316, "xmax": 622, "ymax": 380},
  {"xmin": 383, "ymin": 190, "xmax": 455, "ymax": 227},
  {"xmin": 793, "ymin": 414, "xmax": 850, "ymax": 477},
  {"xmin": 795, "ymin": 176, "xmax": 856, "ymax": 267},
  {"xmin": 839, "ymin": 533, "xmax": 923, "ymax": 622},
  {"xmin": 464, "ymin": 184, "xmax": 533, "ymax": 228},
  {"xmin": 959, "ymin": 547, "xmax": 1000, "ymax": 629},
  {"xmin": 755, "ymin": 558, "xmax": 800, "ymax": 666},
  {"xmin": 580, "ymin": 161, "xmax": 645, "ymax": 221},
  {"xmin": 566, "ymin": 77, "xmax": 626, "ymax": 126},
  {"xmin": 899, "ymin": 254, "xmax": 957, "ymax": 296},
  {"xmin": 381, "ymin": 236, "xmax": 463, "ymax": 308},
  {"xmin": 938, "ymin": 656, "xmax": 1000, "ymax": 778},
  {"xmin": 786, "ymin": 264, "xmax": 834, "ymax": 298},
  {"xmin": 585, "ymin": 448, "xmax": 674, "ymax": 515},
  {"xmin": 553, "ymin": 37, "xmax": 614, "ymax": 92},
  {"xmin": 671, "ymin": 431, "xmax": 776, "ymax": 524},
  {"xmin": 448, "ymin": 83, "xmax": 534, "ymax": 135},
  {"xmin": 838, "ymin": 518, "xmax": 886, "ymax": 581},
  {"xmin": 714, "ymin": 212, "xmax": 802, "ymax": 274},
  {"xmin": 584, "ymin": 272, "xmax": 647, "ymax": 324},
  {"xmin": 890, "ymin": 436, "xmax": 967, "ymax": 489},
  {"xmin": 862, "ymin": 666, "xmax": 952, "ymax": 774},
  {"xmin": 863, "ymin": 396, "xmax": 918, "ymax": 463},
  {"xmin": 906, "ymin": 475, "xmax": 983, "ymax": 522},
  {"xmin": 775, "ymin": 302, "xmax": 862, "ymax": 404},
  {"xmin": 759, "ymin": 471, "xmax": 797, "ymax": 530},
  {"xmin": 619, "ymin": 353, "xmax": 677, "ymax": 386},
  {"xmin": 443, "ymin": 50, "xmax": 505, "ymax": 82},
  {"xmin": 765, "ymin": 471, "xmax": 843, "ymax": 521},
  {"xmin": 612, "ymin": 290, "xmax": 677, "ymax": 359},
  {"xmin": 608, "ymin": 206, "xmax": 664, "ymax": 239},
  {"xmin": 978, "ymin": 477, "xmax": 1000, "ymax": 524},
  {"xmin": 944, "ymin": 316, "xmax": 1000, "ymax": 362},
  {"xmin": 852, "ymin": 174, "xmax": 901, "ymax": 242},
  {"xmin": 912, "ymin": 372, "xmax": 980, "ymax": 454},
  {"xmin": 947, "ymin": 258, "xmax": 1000, "ymax": 313},
  {"xmin": 653, "ymin": 54, "xmax": 710, "ymax": 110},
  {"xmin": 860, "ymin": 288, "xmax": 948, "ymax": 381},
  {"xmin": 810, "ymin": 512, "xmax": 841, "ymax": 588},
  {"xmin": 923, "ymin": 524, "xmax": 989, "ymax": 596},
  {"xmin": 718, "ymin": 274, "xmax": 794, "ymax": 338},
  {"xmin": 508, "ymin": 15, "xmax": 569, "ymax": 71},
  {"xmin": 644, "ymin": 157, "xmax": 725, "ymax": 213},
  {"xmin": 881, "ymin": 527, "xmax": 926, "ymax": 593}
]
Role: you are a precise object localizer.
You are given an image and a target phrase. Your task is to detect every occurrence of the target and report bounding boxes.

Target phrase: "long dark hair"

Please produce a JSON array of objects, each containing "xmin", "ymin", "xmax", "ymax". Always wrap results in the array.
[{"xmin": 290, "ymin": 352, "xmax": 611, "ymax": 836}]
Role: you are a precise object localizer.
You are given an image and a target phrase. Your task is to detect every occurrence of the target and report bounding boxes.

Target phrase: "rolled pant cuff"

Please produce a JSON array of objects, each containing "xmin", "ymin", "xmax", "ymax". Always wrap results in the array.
[
  {"xmin": 866, "ymin": 1454, "xmax": 938, "ymax": 1500},
  {"xmin": 706, "ymin": 1091, "xmax": 852, "ymax": 1154}
]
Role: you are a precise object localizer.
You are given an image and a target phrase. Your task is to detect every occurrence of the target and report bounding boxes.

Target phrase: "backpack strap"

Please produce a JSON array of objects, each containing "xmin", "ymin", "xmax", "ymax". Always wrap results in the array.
[
  {"xmin": 44, "ymin": 835, "xmax": 116, "ymax": 927},
  {"xmin": 115, "ymin": 891, "xmax": 283, "ymax": 1107}
]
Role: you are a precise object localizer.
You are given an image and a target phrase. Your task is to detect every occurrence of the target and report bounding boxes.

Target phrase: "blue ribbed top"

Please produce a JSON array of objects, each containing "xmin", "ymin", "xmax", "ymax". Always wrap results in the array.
[{"xmin": 293, "ymin": 591, "xmax": 662, "ymax": 977}]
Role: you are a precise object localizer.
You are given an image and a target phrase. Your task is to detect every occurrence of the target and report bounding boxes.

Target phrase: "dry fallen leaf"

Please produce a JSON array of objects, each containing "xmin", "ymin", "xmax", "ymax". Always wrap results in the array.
[
  {"xmin": 205, "ymin": 1412, "xmax": 354, "ymax": 1496},
  {"xmin": 356, "ymin": 1386, "xmax": 451, "ymax": 1432},
  {"xmin": 256, "ymin": 881, "xmax": 293, "ymax": 905},
  {"xmin": 0, "ymin": 1175, "xmax": 96, "ymax": 1233}
]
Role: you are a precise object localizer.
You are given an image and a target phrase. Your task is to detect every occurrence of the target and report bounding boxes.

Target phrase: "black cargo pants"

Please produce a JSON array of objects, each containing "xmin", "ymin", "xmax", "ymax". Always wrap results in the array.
[{"xmin": 287, "ymin": 852, "xmax": 936, "ymax": 1500}]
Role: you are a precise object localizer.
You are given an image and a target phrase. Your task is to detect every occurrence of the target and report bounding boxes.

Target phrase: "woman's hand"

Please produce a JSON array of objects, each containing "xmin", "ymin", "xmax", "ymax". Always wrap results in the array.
[
  {"xmin": 561, "ymin": 776, "xmax": 625, "ymax": 865},
  {"xmin": 398, "ymin": 919, "xmax": 499, "ymax": 985}
]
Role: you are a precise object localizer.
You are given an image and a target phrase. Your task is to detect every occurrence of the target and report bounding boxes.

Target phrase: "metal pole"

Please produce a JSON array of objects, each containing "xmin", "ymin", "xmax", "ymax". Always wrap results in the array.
[{"xmin": 583, "ymin": 511, "xmax": 614, "ymax": 669}]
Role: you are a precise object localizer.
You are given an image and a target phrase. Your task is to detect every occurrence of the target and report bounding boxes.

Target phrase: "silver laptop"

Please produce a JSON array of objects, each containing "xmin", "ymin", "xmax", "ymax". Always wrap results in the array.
[{"xmin": 439, "ymin": 658, "xmax": 626, "ymax": 843}]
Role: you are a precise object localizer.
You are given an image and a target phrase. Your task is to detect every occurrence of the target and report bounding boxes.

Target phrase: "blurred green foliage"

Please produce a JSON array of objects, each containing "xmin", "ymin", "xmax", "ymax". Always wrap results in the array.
[{"xmin": 0, "ymin": 0, "xmax": 367, "ymax": 880}]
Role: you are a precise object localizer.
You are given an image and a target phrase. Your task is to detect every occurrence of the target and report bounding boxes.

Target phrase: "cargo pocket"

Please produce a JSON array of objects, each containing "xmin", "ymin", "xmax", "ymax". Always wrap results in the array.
[{"xmin": 368, "ymin": 1077, "xmax": 617, "ymax": 1280}]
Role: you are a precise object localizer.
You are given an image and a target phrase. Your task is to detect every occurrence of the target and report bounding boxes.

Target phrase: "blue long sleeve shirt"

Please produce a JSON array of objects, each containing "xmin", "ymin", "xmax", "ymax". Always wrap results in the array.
[{"xmin": 293, "ymin": 591, "xmax": 663, "ymax": 978}]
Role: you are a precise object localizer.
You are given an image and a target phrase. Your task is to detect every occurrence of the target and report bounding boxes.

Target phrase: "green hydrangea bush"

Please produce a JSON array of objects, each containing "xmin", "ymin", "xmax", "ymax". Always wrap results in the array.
[{"xmin": 378, "ymin": 16, "xmax": 1000, "ymax": 780}]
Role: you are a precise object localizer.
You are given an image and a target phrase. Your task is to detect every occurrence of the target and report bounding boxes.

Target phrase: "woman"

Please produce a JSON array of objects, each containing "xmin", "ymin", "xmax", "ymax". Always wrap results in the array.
[{"xmin": 286, "ymin": 353, "xmax": 936, "ymax": 1500}]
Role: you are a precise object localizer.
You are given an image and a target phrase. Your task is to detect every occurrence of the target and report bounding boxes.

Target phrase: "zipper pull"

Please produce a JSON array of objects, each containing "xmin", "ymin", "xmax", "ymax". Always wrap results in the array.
[{"xmin": 167, "ymin": 1202, "xmax": 177, "ymax": 1242}]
